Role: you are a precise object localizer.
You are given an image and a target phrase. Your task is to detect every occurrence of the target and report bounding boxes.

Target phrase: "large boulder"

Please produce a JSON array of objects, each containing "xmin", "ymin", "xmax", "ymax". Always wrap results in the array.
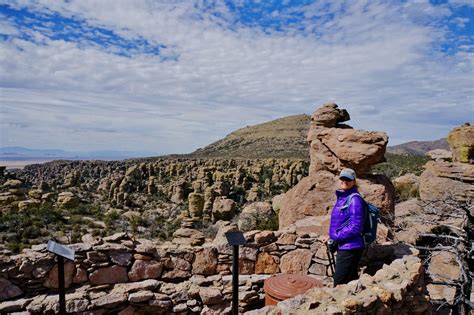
[
  {"xmin": 57, "ymin": 192, "xmax": 79, "ymax": 209},
  {"xmin": 278, "ymin": 171, "xmax": 336, "ymax": 229},
  {"xmin": 212, "ymin": 197, "xmax": 237, "ymax": 222},
  {"xmin": 238, "ymin": 201, "xmax": 275, "ymax": 231},
  {"xmin": 419, "ymin": 161, "xmax": 474, "ymax": 202},
  {"xmin": 308, "ymin": 128, "xmax": 388, "ymax": 175},
  {"xmin": 426, "ymin": 149, "xmax": 452, "ymax": 162},
  {"xmin": 278, "ymin": 171, "xmax": 395, "ymax": 229},
  {"xmin": 447, "ymin": 124, "xmax": 474, "ymax": 163}
]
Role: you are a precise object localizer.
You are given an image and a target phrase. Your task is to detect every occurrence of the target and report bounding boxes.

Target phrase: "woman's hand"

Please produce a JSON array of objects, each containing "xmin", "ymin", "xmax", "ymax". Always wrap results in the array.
[{"xmin": 320, "ymin": 235, "xmax": 330, "ymax": 243}]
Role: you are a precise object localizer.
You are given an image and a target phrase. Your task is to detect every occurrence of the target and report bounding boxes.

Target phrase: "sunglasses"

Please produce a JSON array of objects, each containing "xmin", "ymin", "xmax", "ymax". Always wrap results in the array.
[{"xmin": 340, "ymin": 177, "xmax": 354, "ymax": 182}]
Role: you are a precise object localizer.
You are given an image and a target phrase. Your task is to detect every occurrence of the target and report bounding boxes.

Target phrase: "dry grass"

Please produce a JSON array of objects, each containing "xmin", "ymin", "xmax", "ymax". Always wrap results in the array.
[{"xmin": 190, "ymin": 114, "xmax": 311, "ymax": 159}]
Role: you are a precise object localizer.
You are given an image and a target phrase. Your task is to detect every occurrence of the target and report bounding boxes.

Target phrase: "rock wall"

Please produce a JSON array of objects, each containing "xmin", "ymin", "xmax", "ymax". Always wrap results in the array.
[
  {"xmin": 0, "ymin": 231, "xmax": 419, "ymax": 314},
  {"xmin": 249, "ymin": 255, "xmax": 430, "ymax": 315},
  {"xmin": 279, "ymin": 103, "xmax": 395, "ymax": 229}
]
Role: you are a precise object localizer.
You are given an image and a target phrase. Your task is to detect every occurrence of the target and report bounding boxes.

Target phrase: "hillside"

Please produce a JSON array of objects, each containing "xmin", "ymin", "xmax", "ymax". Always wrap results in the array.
[
  {"xmin": 387, "ymin": 138, "xmax": 449, "ymax": 155},
  {"xmin": 189, "ymin": 114, "xmax": 311, "ymax": 159},
  {"xmin": 188, "ymin": 113, "xmax": 448, "ymax": 165}
]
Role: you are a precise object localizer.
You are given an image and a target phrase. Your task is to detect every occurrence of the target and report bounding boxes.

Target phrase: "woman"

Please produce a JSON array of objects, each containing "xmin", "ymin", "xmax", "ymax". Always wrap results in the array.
[{"xmin": 328, "ymin": 168, "xmax": 365, "ymax": 286}]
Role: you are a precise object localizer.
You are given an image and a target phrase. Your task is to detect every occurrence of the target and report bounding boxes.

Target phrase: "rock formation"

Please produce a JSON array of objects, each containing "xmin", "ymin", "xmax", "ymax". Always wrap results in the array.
[
  {"xmin": 447, "ymin": 123, "xmax": 473, "ymax": 163},
  {"xmin": 394, "ymin": 123, "xmax": 473, "ymax": 311},
  {"xmin": 419, "ymin": 124, "xmax": 474, "ymax": 202},
  {"xmin": 279, "ymin": 103, "xmax": 395, "ymax": 229},
  {"xmin": 0, "ymin": 158, "xmax": 309, "ymax": 253}
]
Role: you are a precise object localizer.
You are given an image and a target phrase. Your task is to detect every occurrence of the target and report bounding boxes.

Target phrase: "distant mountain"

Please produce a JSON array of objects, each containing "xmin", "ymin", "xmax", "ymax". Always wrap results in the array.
[
  {"xmin": 0, "ymin": 147, "xmax": 156, "ymax": 160},
  {"xmin": 0, "ymin": 146, "xmax": 70, "ymax": 157},
  {"xmin": 387, "ymin": 138, "xmax": 450, "ymax": 155},
  {"xmin": 189, "ymin": 114, "xmax": 311, "ymax": 159}
]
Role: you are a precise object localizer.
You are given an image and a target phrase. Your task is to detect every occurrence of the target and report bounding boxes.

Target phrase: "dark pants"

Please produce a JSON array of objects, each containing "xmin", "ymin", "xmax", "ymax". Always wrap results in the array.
[{"xmin": 333, "ymin": 248, "xmax": 364, "ymax": 286}]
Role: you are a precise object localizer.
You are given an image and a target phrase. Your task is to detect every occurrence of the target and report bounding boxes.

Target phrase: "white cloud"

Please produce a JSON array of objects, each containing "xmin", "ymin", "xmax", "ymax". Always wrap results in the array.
[{"xmin": 1, "ymin": 0, "xmax": 473, "ymax": 153}]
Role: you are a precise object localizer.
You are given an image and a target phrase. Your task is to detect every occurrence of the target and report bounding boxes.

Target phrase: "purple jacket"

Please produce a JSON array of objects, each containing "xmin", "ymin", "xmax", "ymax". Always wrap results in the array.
[{"xmin": 328, "ymin": 187, "xmax": 365, "ymax": 250}]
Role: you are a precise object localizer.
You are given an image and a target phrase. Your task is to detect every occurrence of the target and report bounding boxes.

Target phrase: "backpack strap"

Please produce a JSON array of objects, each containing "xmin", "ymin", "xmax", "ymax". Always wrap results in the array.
[{"xmin": 341, "ymin": 192, "xmax": 362, "ymax": 210}]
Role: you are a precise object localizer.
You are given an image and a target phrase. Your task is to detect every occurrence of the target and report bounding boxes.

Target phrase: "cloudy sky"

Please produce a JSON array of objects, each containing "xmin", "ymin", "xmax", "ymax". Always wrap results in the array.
[{"xmin": 1, "ymin": 0, "xmax": 473, "ymax": 156}]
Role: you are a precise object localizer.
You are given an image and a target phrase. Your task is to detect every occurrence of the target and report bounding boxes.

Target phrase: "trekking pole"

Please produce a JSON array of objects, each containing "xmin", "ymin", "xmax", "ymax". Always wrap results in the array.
[{"xmin": 325, "ymin": 240, "xmax": 336, "ymax": 276}]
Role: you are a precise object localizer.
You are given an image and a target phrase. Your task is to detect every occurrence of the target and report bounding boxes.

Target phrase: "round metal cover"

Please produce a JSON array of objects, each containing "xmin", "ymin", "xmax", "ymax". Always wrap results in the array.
[{"xmin": 264, "ymin": 274, "xmax": 323, "ymax": 301}]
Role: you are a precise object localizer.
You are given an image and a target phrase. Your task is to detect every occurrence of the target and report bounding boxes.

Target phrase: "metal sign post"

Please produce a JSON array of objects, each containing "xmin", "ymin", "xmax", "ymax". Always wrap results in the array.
[
  {"xmin": 225, "ymin": 231, "xmax": 246, "ymax": 315},
  {"xmin": 47, "ymin": 240, "xmax": 75, "ymax": 315}
]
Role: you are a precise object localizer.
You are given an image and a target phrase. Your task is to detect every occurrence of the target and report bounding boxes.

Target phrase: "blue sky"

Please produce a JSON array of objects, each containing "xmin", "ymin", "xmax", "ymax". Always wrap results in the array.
[{"xmin": 0, "ymin": 0, "xmax": 473, "ymax": 155}]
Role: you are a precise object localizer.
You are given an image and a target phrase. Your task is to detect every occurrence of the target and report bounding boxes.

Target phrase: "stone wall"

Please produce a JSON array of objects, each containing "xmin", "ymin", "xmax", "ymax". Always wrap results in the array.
[
  {"xmin": 248, "ymin": 255, "xmax": 430, "ymax": 315},
  {"xmin": 1, "ymin": 230, "xmax": 422, "ymax": 314}
]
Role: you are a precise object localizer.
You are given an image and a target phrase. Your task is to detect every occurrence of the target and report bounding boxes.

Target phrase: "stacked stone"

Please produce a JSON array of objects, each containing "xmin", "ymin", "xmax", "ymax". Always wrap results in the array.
[
  {"xmin": 1, "ymin": 229, "xmax": 420, "ymax": 314},
  {"xmin": 278, "ymin": 102, "xmax": 396, "ymax": 229}
]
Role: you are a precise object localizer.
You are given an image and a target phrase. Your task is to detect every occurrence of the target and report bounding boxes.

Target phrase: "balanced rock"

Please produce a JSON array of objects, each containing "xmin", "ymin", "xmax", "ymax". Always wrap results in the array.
[
  {"xmin": 307, "ymin": 103, "xmax": 387, "ymax": 175},
  {"xmin": 278, "ymin": 103, "xmax": 394, "ymax": 229},
  {"xmin": 188, "ymin": 192, "xmax": 204, "ymax": 218},
  {"xmin": 310, "ymin": 102, "xmax": 350, "ymax": 127}
]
